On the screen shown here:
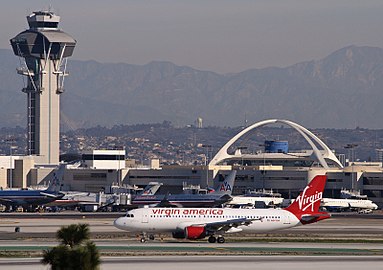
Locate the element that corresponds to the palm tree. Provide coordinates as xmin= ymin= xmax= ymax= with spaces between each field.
xmin=56 ymin=223 xmax=90 ymax=248
xmin=41 ymin=223 xmax=100 ymax=270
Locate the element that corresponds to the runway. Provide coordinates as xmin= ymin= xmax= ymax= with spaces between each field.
xmin=1 ymin=213 xmax=382 ymax=238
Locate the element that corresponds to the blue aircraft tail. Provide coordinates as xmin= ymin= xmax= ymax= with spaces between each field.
xmin=47 ymin=164 xmax=66 ymax=192
xmin=212 ymin=170 xmax=236 ymax=195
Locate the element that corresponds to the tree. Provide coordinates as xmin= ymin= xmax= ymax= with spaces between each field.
xmin=41 ymin=223 xmax=100 ymax=270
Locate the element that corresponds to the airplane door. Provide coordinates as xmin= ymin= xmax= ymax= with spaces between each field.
xmin=142 ymin=209 xmax=149 ymax=223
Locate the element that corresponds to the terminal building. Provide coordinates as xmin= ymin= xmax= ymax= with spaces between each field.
xmin=52 ymin=119 xmax=383 ymax=208
xmin=120 ymin=120 xmax=383 ymax=207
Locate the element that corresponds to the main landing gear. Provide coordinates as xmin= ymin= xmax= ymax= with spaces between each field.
xmin=208 ymin=235 xmax=225 ymax=243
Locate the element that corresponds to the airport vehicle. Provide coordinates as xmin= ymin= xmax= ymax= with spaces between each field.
xmin=0 ymin=166 xmax=65 ymax=211
xmin=130 ymin=171 xmax=237 ymax=207
xmin=321 ymin=197 xmax=378 ymax=212
xmin=114 ymin=175 xmax=330 ymax=243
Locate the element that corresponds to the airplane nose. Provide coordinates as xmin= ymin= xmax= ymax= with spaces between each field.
xmin=113 ymin=217 xmax=126 ymax=230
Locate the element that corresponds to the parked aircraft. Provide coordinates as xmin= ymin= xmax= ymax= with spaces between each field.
xmin=321 ymin=197 xmax=378 ymax=212
xmin=0 ymin=165 xmax=65 ymax=211
xmin=48 ymin=181 xmax=163 ymax=211
xmin=130 ymin=171 xmax=237 ymax=208
xmin=227 ymin=189 xmax=284 ymax=208
xmin=114 ymin=175 xmax=330 ymax=243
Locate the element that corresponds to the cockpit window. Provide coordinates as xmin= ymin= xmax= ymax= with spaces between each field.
xmin=125 ymin=213 xmax=134 ymax=218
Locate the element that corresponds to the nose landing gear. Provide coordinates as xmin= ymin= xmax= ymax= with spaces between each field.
xmin=139 ymin=233 xmax=155 ymax=242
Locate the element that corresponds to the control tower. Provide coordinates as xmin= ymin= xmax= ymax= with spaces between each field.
xmin=10 ymin=11 xmax=76 ymax=165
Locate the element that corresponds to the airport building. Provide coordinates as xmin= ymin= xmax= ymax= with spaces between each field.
xmin=48 ymin=119 xmax=382 ymax=208
xmin=118 ymin=120 xmax=383 ymax=207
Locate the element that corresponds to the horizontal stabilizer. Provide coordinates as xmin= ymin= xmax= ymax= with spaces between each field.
xmin=300 ymin=212 xmax=331 ymax=225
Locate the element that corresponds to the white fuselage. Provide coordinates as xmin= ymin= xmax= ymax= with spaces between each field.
xmin=321 ymin=198 xmax=378 ymax=210
xmin=114 ymin=207 xmax=301 ymax=234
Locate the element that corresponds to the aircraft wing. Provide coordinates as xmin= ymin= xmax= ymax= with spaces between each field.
xmin=322 ymin=204 xmax=350 ymax=212
xmin=40 ymin=191 xmax=64 ymax=199
xmin=0 ymin=198 xmax=14 ymax=203
xmin=202 ymin=217 xmax=263 ymax=234
xmin=155 ymin=199 xmax=183 ymax=208
xmin=153 ymin=192 xmax=184 ymax=208
xmin=0 ymin=197 xmax=26 ymax=205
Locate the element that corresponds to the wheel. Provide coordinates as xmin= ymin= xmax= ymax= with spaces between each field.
xmin=208 ymin=236 xmax=216 ymax=243
xmin=149 ymin=234 xmax=155 ymax=240
xmin=140 ymin=238 xmax=146 ymax=243
xmin=217 ymin=236 xmax=225 ymax=243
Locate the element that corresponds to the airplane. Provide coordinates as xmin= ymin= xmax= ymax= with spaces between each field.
xmin=114 ymin=174 xmax=330 ymax=243
xmin=130 ymin=170 xmax=237 ymax=208
xmin=0 ymin=165 xmax=65 ymax=211
xmin=48 ymin=181 xmax=164 ymax=210
xmin=321 ymin=197 xmax=378 ymax=212
xmin=227 ymin=189 xmax=284 ymax=208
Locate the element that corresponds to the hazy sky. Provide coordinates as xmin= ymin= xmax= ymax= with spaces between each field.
xmin=1 ymin=0 xmax=383 ymax=73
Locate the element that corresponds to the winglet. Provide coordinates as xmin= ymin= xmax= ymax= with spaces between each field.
xmin=285 ymin=175 xmax=330 ymax=223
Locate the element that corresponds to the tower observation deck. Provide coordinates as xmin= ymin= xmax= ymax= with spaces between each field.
xmin=10 ymin=11 xmax=76 ymax=165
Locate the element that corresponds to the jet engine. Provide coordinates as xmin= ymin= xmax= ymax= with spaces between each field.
xmin=172 ymin=225 xmax=206 ymax=240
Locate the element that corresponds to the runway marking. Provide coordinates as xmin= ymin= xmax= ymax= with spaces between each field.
xmin=0 ymin=221 xmax=19 ymax=224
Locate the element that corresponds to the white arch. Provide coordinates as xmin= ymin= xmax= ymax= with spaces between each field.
xmin=209 ymin=119 xmax=343 ymax=169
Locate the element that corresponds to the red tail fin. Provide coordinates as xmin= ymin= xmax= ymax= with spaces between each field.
xmin=285 ymin=175 xmax=327 ymax=221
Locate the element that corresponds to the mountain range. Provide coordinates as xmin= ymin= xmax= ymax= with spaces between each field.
xmin=1 ymin=45 xmax=383 ymax=130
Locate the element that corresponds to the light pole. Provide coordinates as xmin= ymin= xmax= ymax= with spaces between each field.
xmin=9 ymin=145 xmax=17 ymax=189
xmin=117 ymin=146 xmax=125 ymax=187
xmin=117 ymin=150 xmax=121 ymax=187
xmin=259 ymin=144 xmax=266 ymax=189
xmin=201 ymin=144 xmax=212 ymax=188
xmin=344 ymin=144 xmax=358 ymax=190
xmin=202 ymin=144 xmax=212 ymax=165
xmin=344 ymin=143 xmax=358 ymax=163
xmin=237 ymin=146 xmax=247 ymax=166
